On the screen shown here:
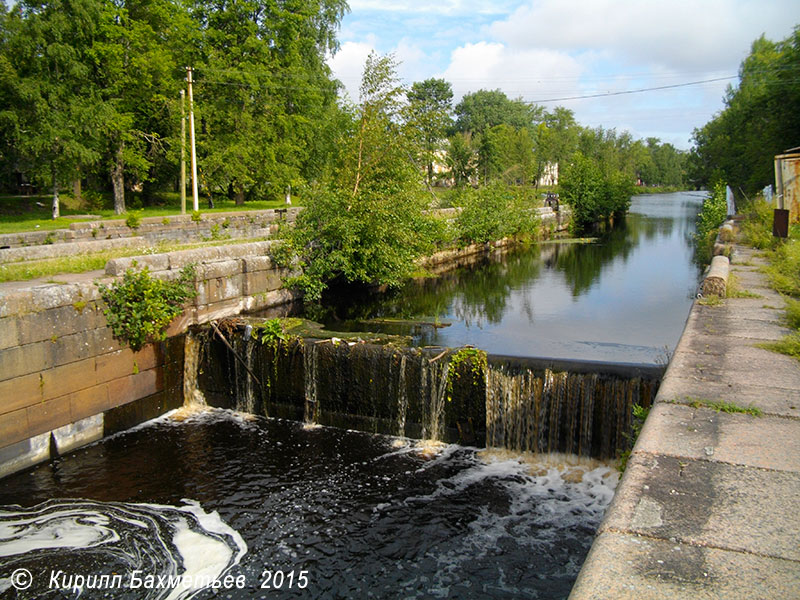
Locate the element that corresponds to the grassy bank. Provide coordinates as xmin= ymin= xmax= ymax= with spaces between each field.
xmin=740 ymin=198 xmax=800 ymax=360
xmin=0 ymin=193 xmax=302 ymax=235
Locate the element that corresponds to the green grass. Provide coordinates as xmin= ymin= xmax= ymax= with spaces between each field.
xmin=0 ymin=193 xmax=303 ymax=235
xmin=0 ymin=236 xmax=271 ymax=282
xmin=684 ymin=397 xmax=763 ymax=416
xmin=726 ymin=273 xmax=762 ymax=299
xmin=698 ymin=294 xmax=724 ymax=306
xmin=757 ymin=333 xmax=800 ymax=362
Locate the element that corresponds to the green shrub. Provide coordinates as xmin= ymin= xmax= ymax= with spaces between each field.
xmin=454 ymin=182 xmax=539 ymax=244
xmin=695 ymin=181 xmax=728 ymax=241
xmin=125 ymin=212 xmax=142 ymax=230
xmin=739 ymin=197 xmax=775 ymax=249
xmin=98 ymin=264 xmax=196 ymax=351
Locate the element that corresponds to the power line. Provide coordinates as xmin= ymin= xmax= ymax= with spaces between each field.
xmin=528 ymin=76 xmax=739 ymax=103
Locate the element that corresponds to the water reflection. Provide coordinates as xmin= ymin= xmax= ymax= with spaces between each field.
xmin=302 ymin=192 xmax=704 ymax=365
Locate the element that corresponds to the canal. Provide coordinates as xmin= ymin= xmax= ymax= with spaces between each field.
xmin=0 ymin=192 xmax=704 ymax=599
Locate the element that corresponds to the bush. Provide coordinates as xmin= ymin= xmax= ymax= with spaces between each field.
xmin=559 ymin=152 xmax=633 ymax=233
xmin=739 ymin=197 xmax=774 ymax=250
xmin=125 ymin=211 xmax=142 ymax=230
xmin=454 ymin=182 xmax=539 ymax=244
xmin=283 ymin=185 xmax=437 ymax=302
xmin=98 ymin=264 xmax=196 ymax=351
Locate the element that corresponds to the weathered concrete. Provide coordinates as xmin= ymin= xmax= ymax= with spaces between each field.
xmin=571 ymin=241 xmax=800 ymax=599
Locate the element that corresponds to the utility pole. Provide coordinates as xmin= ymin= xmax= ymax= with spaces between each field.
xmin=186 ymin=67 xmax=199 ymax=212
xmin=180 ymin=89 xmax=186 ymax=215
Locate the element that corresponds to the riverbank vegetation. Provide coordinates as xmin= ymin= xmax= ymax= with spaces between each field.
xmin=688 ymin=27 xmax=800 ymax=196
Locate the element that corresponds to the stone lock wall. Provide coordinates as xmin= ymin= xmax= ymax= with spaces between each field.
xmin=0 ymin=240 xmax=299 ymax=478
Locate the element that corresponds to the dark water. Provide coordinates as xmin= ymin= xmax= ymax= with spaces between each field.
xmin=0 ymin=410 xmax=617 ymax=599
xmin=309 ymin=192 xmax=704 ymax=364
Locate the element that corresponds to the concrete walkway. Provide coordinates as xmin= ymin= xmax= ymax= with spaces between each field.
xmin=571 ymin=243 xmax=800 ymax=599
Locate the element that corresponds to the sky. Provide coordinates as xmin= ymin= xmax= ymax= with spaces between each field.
xmin=327 ymin=0 xmax=800 ymax=150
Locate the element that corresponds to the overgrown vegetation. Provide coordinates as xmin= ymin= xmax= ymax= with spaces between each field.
xmin=446 ymin=347 xmax=488 ymax=403
xmin=617 ymin=404 xmax=650 ymax=472
xmin=559 ymin=151 xmax=633 ymax=233
xmin=454 ymin=183 xmax=539 ymax=244
xmin=685 ymin=397 xmax=763 ymax=416
xmin=97 ymin=264 xmax=196 ymax=351
xmin=688 ymin=28 xmax=800 ymax=195
xmin=693 ymin=181 xmax=728 ymax=262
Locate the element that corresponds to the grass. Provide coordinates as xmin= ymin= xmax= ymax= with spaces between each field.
xmin=757 ymin=334 xmax=800 ymax=362
xmin=698 ymin=294 xmax=724 ymax=306
xmin=684 ymin=397 xmax=763 ymax=416
xmin=737 ymin=199 xmax=800 ymax=362
xmin=0 ymin=236 xmax=271 ymax=282
xmin=726 ymin=273 xmax=762 ymax=299
xmin=0 ymin=193 xmax=302 ymax=235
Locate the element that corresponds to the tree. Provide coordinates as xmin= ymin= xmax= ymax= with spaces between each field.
xmin=446 ymin=132 xmax=476 ymax=187
xmin=454 ymin=89 xmax=541 ymax=137
xmin=406 ymin=77 xmax=453 ymax=185
xmin=0 ymin=0 xmax=104 ymax=217
xmin=284 ymin=52 xmax=435 ymax=301
xmin=191 ymin=0 xmax=347 ymax=205
xmin=689 ymin=28 xmax=800 ymax=194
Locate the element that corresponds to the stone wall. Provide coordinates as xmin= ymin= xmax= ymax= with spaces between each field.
xmin=0 ymin=240 xmax=299 ymax=477
xmin=0 ymin=207 xmax=300 ymax=251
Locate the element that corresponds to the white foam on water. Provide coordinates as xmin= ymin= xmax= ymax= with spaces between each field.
xmin=0 ymin=498 xmax=247 ymax=600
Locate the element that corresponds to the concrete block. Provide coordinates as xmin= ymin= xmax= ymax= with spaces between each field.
xmin=0 ymin=407 xmax=31 ymax=450
xmin=601 ymin=453 xmax=800 ymax=562
xmin=40 ymin=357 xmax=98 ymax=401
xmin=242 ymin=255 xmax=273 ymax=273
xmin=69 ymin=382 xmax=111 ymax=421
xmin=570 ymin=531 xmax=800 ymax=600
xmin=107 ymin=368 xmax=162 ymax=407
xmin=202 ymin=259 xmax=242 ymax=280
xmin=194 ymin=298 xmax=243 ymax=324
xmin=0 ymin=341 xmax=53 ymax=380
xmin=637 ymin=403 xmax=800 ymax=473
xmin=0 ymin=290 xmax=34 ymax=318
xmin=52 ymin=413 xmax=103 ymax=455
xmin=0 ymin=317 xmax=19 ymax=350
xmin=0 ymin=372 xmax=43 ymax=415
xmin=25 ymin=395 xmax=72 ymax=441
xmin=242 ymin=288 xmax=299 ymax=312
xmin=0 ymin=433 xmax=50 ymax=479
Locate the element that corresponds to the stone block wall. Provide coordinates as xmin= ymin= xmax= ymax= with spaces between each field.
xmin=0 ymin=240 xmax=299 ymax=478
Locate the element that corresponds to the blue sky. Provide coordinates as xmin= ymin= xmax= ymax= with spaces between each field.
xmin=328 ymin=0 xmax=800 ymax=149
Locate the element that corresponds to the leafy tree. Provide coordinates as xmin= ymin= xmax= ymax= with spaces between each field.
xmin=445 ymin=131 xmax=476 ymax=187
xmin=284 ymin=52 xmax=435 ymax=301
xmin=406 ymin=77 xmax=453 ymax=185
xmin=560 ymin=151 xmax=633 ymax=232
xmin=454 ymin=89 xmax=541 ymax=137
xmin=689 ymin=27 xmax=800 ymax=194
xmin=0 ymin=0 xmax=104 ymax=217
xmin=191 ymin=0 xmax=347 ymax=206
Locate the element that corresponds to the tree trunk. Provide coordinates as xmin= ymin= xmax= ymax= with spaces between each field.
xmin=112 ymin=145 xmax=125 ymax=214
xmin=234 ymin=182 xmax=245 ymax=206
xmin=51 ymin=163 xmax=60 ymax=219
xmin=72 ymin=177 xmax=82 ymax=205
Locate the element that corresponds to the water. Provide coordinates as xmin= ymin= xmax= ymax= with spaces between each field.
xmin=0 ymin=409 xmax=618 ymax=599
xmin=308 ymin=192 xmax=704 ymax=364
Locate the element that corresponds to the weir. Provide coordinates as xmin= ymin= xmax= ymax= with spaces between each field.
xmin=194 ymin=323 xmax=662 ymax=459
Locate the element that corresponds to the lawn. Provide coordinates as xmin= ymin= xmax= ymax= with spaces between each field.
xmin=0 ymin=192 xmax=304 ymax=235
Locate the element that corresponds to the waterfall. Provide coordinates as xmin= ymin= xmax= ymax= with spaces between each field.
xmin=183 ymin=332 xmax=207 ymax=407
xmin=303 ymin=342 xmax=319 ymax=424
xmin=485 ymin=365 xmax=655 ymax=458
xmin=196 ymin=324 xmax=660 ymax=459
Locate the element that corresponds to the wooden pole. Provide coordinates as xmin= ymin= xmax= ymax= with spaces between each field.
xmin=187 ymin=67 xmax=199 ymax=212
xmin=180 ymin=89 xmax=186 ymax=215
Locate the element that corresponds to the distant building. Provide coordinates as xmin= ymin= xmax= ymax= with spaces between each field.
xmin=538 ymin=162 xmax=558 ymax=187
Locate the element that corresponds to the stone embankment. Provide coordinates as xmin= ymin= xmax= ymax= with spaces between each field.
xmin=0 ymin=207 xmax=301 ymax=255
xmin=0 ymin=240 xmax=299 ymax=477
xmin=570 ymin=241 xmax=800 ymax=598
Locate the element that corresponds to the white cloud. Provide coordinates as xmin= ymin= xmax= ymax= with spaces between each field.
xmin=442 ymin=42 xmax=585 ymax=102
xmin=328 ymin=40 xmax=376 ymax=103
xmin=490 ymin=0 xmax=800 ymax=72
